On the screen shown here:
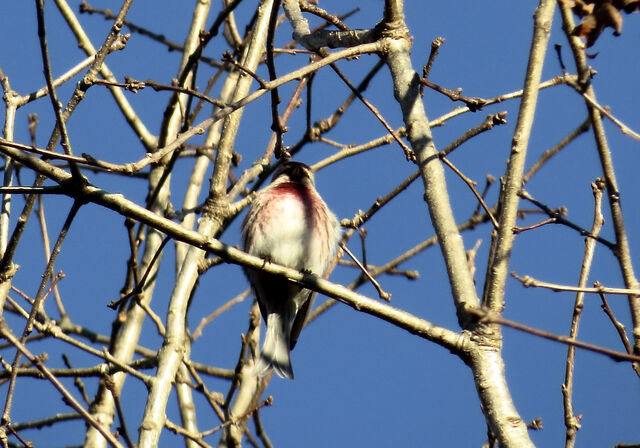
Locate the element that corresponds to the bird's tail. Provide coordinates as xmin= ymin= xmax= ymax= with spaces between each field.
xmin=255 ymin=312 xmax=294 ymax=379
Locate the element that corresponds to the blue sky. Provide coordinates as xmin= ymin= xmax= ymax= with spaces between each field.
xmin=1 ymin=1 xmax=639 ymax=446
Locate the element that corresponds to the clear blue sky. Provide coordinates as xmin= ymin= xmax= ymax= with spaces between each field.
xmin=1 ymin=1 xmax=639 ymax=446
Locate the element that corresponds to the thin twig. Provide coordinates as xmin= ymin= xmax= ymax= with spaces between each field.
xmin=440 ymin=156 xmax=499 ymax=229
xmin=427 ymin=75 xmax=574 ymax=128
xmin=192 ymin=289 xmax=251 ymax=339
xmin=2 ymin=200 xmax=81 ymax=427
xmin=221 ymin=52 xmax=268 ymax=88
xmin=253 ymin=409 xmax=274 ymax=448
xmin=104 ymin=375 xmax=135 ymax=448
xmin=18 ymin=55 xmax=95 ymax=106
xmin=419 ymin=77 xmax=487 ymax=111
xmin=91 ymin=77 xmax=227 ymax=108
xmin=468 ymin=307 xmax=640 ymax=363
xmin=79 ymin=0 xmax=225 ymax=68
xmin=473 ymin=175 xmax=495 ymax=217
xmin=518 ymin=189 xmax=616 ymax=250
xmin=523 ymin=117 xmax=591 ymax=184
xmin=202 ymin=397 xmax=273 ymax=437
xmin=11 ymin=413 xmax=81 ymax=431
xmin=340 ymin=243 xmax=391 ymax=301
xmin=35 ymin=0 xmax=83 ymax=181
xmin=0 ymin=320 xmax=124 ymax=447
xmin=328 ymin=61 xmax=416 ymax=162
xmin=62 ymin=354 xmax=91 ymax=405
xmin=439 ymin=112 xmax=508 ymax=158
xmin=558 ymin=0 xmax=640 ymax=357
xmin=512 ymin=217 xmax=557 ymax=234
xmin=266 ymin=0 xmax=288 ymax=159
xmin=164 ymin=419 xmax=213 ymax=448
xmin=299 ymin=2 xmax=351 ymax=31
xmin=512 ymin=272 xmax=640 ymax=296
xmin=338 ymin=260 xmax=419 ymax=279
xmin=596 ymin=283 xmax=640 ymax=377
xmin=565 ymin=78 xmax=640 ymax=141
xmin=109 ymin=235 xmax=171 ymax=309
xmin=422 ymin=37 xmax=445 ymax=84
xmin=36 ymin=197 xmax=68 ymax=321
xmin=562 ymin=179 xmax=604 ymax=447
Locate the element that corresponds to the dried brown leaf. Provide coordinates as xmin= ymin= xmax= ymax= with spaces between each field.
xmin=572 ymin=0 xmax=638 ymax=46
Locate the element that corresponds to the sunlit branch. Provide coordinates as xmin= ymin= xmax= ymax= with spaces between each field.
xmin=512 ymin=272 xmax=640 ymax=296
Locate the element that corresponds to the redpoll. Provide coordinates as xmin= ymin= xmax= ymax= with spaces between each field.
xmin=242 ymin=162 xmax=341 ymax=379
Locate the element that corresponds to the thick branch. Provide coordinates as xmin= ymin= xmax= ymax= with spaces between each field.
xmin=558 ymin=0 xmax=640 ymax=359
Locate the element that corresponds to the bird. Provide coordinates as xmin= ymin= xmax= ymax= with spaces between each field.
xmin=242 ymin=161 xmax=341 ymax=379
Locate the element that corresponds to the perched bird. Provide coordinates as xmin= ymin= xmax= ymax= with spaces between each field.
xmin=242 ymin=162 xmax=341 ymax=379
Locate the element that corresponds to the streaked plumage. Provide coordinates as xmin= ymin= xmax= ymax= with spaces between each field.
xmin=242 ymin=162 xmax=340 ymax=379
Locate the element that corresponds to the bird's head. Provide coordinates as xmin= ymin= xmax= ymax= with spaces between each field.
xmin=271 ymin=161 xmax=315 ymax=188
